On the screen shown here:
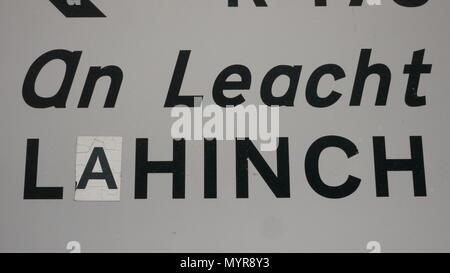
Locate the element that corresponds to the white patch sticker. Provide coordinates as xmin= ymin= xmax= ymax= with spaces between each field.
xmin=75 ymin=136 xmax=122 ymax=201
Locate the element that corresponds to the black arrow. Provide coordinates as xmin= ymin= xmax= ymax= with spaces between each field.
xmin=228 ymin=0 xmax=268 ymax=7
xmin=49 ymin=0 xmax=106 ymax=18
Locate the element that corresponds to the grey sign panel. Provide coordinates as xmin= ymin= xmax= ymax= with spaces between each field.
xmin=0 ymin=0 xmax=449 ymax=252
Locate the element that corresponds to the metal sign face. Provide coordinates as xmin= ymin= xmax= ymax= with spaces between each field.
xmin=0 ymin=0 xmax=449 ymax=253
